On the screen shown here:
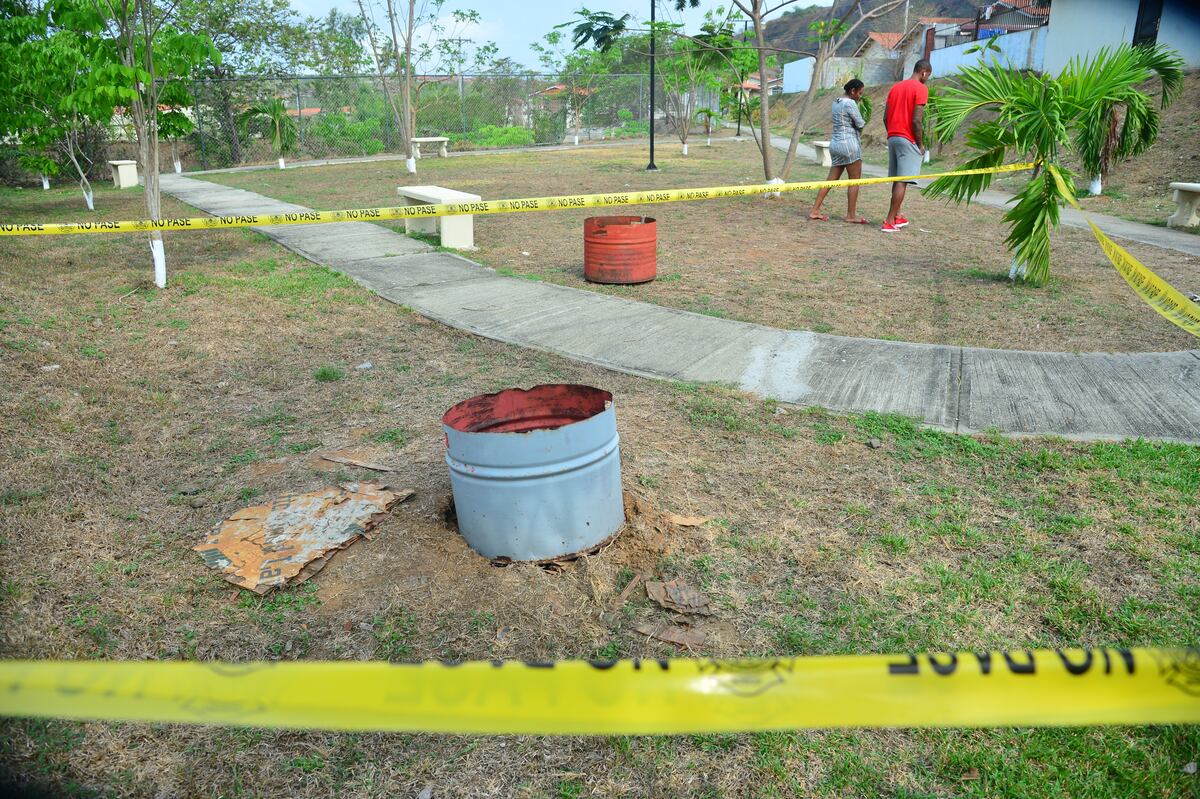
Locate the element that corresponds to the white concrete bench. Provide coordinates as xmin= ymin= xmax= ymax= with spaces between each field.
xmin=108 ymin=160 xmax=138 ymax=189
xmin=397 ymin=185 xmax=481 ymax=249
xmin=1167 ymin=182 xmax=1200 ymax=229
xmin=411 ymin=137 xmax=450 ymax=159
xmin=810 ymin=140 xmax=832 ymax=168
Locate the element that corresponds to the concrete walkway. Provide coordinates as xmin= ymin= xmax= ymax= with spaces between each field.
xmin=772 ymin=132 xmax=1200 ymax=257
xmin=186 ymin=135 xmax=738 ymax=177
xmin=160 ymin=173 xmax=1200 ymax=444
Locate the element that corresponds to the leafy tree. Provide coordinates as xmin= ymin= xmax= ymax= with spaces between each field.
xmin=303 ymin=9 xmax=369 ymax=76
xmin=89 ymin=0 xmax=218 ymax=287
xmin=1063 ymin=44 xmax=1184 ymax=196
xmin=533 ymin=29 xmax=620 ymax=145
xmin=0 ymin=1 xmax=115 ymax=207
xmin=176 ymin=0 xmax=305 ymax=75
xmin=925 ymin=43 xmax=1184 ymax=287
xmin=176 ymin=0 xmax=308 ymax=165
xmin=240 ymin=98 xmax=298 ymax=169
xmin=356 ymin=0 xmax=497 ymax=173
xmin=657 ymin=25 xmax=722 ymax=154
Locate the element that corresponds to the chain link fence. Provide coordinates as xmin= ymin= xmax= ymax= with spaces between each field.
xmin=180 ymin=73 xmax=720 ymax=171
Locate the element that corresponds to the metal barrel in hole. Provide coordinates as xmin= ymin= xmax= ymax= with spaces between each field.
xmin=441 ymin=384 xmax=624 ymax=562
xmin=583 ymin=216 xmax=657 ymax=284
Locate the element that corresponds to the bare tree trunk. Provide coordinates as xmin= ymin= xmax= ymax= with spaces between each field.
xmin=357 ymin=0 xmax=407 ymax=161
xmin=383 ymin=0 xmax=417 ymax=172
xmin=779 ymin=44 xmax=831 ymax=178
xmin=750 ymin=5 xmax=775 ymax=182
xmin=61 ymin=127 xmax=94 ymax=210
xmin=217 ymin=82 xmax=243 ymax=165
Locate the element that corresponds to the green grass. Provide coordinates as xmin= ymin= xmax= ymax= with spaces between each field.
xmin=287 ymin=755 xmax=326 ymax=773
xmin=373 ymin=609 xmax=418 ymax=661
xmin=176 ymin=260 xmax=366 ymax=306
xmin=313 ymin=365 xmax=345 ymax=383
xmin=369 ymin=427 xmax=409 ymax=446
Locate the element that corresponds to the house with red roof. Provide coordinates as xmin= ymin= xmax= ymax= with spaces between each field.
xmin=853 ymin=31 xmax=904 ymax=59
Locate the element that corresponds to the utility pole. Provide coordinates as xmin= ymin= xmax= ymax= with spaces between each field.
xmin=446 ymin=36 xmax=469 ymax=134
xmin=647 ymin=0 xmax=658 ymax=170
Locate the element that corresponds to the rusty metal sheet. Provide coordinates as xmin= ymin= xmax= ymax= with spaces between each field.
xmin=194 ymin=482 xmax=411 ymax=594
xmin=645 ymin=579 xmax=713 ymax=616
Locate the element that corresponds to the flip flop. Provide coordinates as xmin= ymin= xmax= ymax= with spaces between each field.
xmin=844 ymin=217 xmax=870 ymax=224
xmin=808 ymin=213 xmax=829 ymax=221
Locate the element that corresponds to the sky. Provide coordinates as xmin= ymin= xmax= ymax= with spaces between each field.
xmin=288 ymin=0 xmax=832 ymax=72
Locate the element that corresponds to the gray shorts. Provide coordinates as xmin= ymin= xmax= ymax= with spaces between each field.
xmin=887 ymin=136 xmax=922 ymax=184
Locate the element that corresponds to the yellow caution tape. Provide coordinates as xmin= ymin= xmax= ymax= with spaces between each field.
xmin=2 ymin=648 xmax=1197 ymax=733
xmin=1048 ymin=165 xmax=1200 ymax=338
xmin=0 ymin=163 xmax=1036 ymax=237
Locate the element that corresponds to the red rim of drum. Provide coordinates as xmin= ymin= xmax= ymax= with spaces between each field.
xmin=442 ymin=384 xmax=613 ymax=434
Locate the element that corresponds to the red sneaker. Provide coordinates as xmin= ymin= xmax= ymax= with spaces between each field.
xmin=894 ymin=215 xmax=909 ymax=228
xmin=880 ymin=221 xmax=902 ymax=233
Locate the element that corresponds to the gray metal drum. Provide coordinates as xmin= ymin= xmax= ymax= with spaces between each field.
xmin=442 ymin=384 xmax=624 ymax=562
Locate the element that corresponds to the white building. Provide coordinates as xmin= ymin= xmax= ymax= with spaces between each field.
xmin=1042 ymin=0 xmax=1200 ymax=73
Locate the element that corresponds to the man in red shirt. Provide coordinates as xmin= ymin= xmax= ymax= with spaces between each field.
xmin=880 ymin=59 xmax=932 ymax=232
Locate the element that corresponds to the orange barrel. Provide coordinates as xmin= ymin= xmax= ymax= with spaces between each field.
xmin=583 ymin=216 xmax=657 ymax=284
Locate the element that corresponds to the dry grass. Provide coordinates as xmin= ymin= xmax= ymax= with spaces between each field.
xmin=203 ymin=140 xmax=1198 ymax=353
xmin=1 ymin=181 xmax=1198 ymax=798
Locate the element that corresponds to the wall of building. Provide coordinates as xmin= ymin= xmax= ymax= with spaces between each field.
xmin=1043 ymin=0 xmax=1200 ymax=74
xmin=782 ymin=56 xmax=899 ymax=93
xmin=929 ymin=26 xmax=1047 ymax=76
xmin=1159 ymin=0 xmax=1200 ymax=68
xmin=782 ymin=58 xmax=814 ymax=93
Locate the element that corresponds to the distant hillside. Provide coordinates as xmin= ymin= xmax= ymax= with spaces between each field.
xmin=765 ymin=1 xmax=980 ymax=62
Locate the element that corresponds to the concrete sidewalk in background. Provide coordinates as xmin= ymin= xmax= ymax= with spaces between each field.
xmin=160 ymin=173 xmax=1200 ymax=444
xmin=183 ymin=134 xmax=741 ymax=177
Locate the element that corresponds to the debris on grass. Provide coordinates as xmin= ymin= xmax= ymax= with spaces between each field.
xmin=611 ymin=573 xmax=644 ymax=611
xmin=634 ymin=621 xmax=705 ymax=649
xmin=645 ymin=578 xmax=713 ymax=616
xmin=320 ymin=453 xmax=392 ymax=472
xmin=307 ymin=448 xmax=387 ymax=472
xmin=194 ymin=482 xmax=412 ymax=594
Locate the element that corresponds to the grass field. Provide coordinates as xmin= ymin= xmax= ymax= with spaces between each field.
xmin=201 ymin=141 xmax=1198 ymax=353
xmin=1 ymin=174 xmax=1198 ymax=798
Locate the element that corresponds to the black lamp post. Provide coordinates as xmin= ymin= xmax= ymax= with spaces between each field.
xmin=646 ymin=0 xmax=658 ymax=171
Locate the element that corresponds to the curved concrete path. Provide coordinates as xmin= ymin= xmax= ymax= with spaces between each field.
xmin=160 ymin=173 xmax=1200 ymax=444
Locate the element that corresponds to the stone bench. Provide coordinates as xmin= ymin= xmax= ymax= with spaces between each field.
xmin=810 ymin=140 xmax=832 ymax=168
xmin=397 ymin=185 xmax=481 ymax=249
xmin=108 ymin=160 xmax=138 ymax=189
xmin=1167 ymin=182 xmax=1200 ymax=229
xmin=411 ymin=137 xmax=450 ymax=159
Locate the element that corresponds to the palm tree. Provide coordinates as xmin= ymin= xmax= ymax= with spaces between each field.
xmin=925 ymin=43 xmax=1183 ymax=287
xmin=1063 ymin=45 xmax=1184 ymax=196
xmin=239 ymin=98 xmax=299 ymax=170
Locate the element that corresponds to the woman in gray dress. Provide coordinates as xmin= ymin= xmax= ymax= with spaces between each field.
xmin=808 ymin=79 xmax=869 ymax=224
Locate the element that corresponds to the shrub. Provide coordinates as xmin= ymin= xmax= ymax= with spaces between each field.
xmin=450 ymin=125 xmax=534 ymax=149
